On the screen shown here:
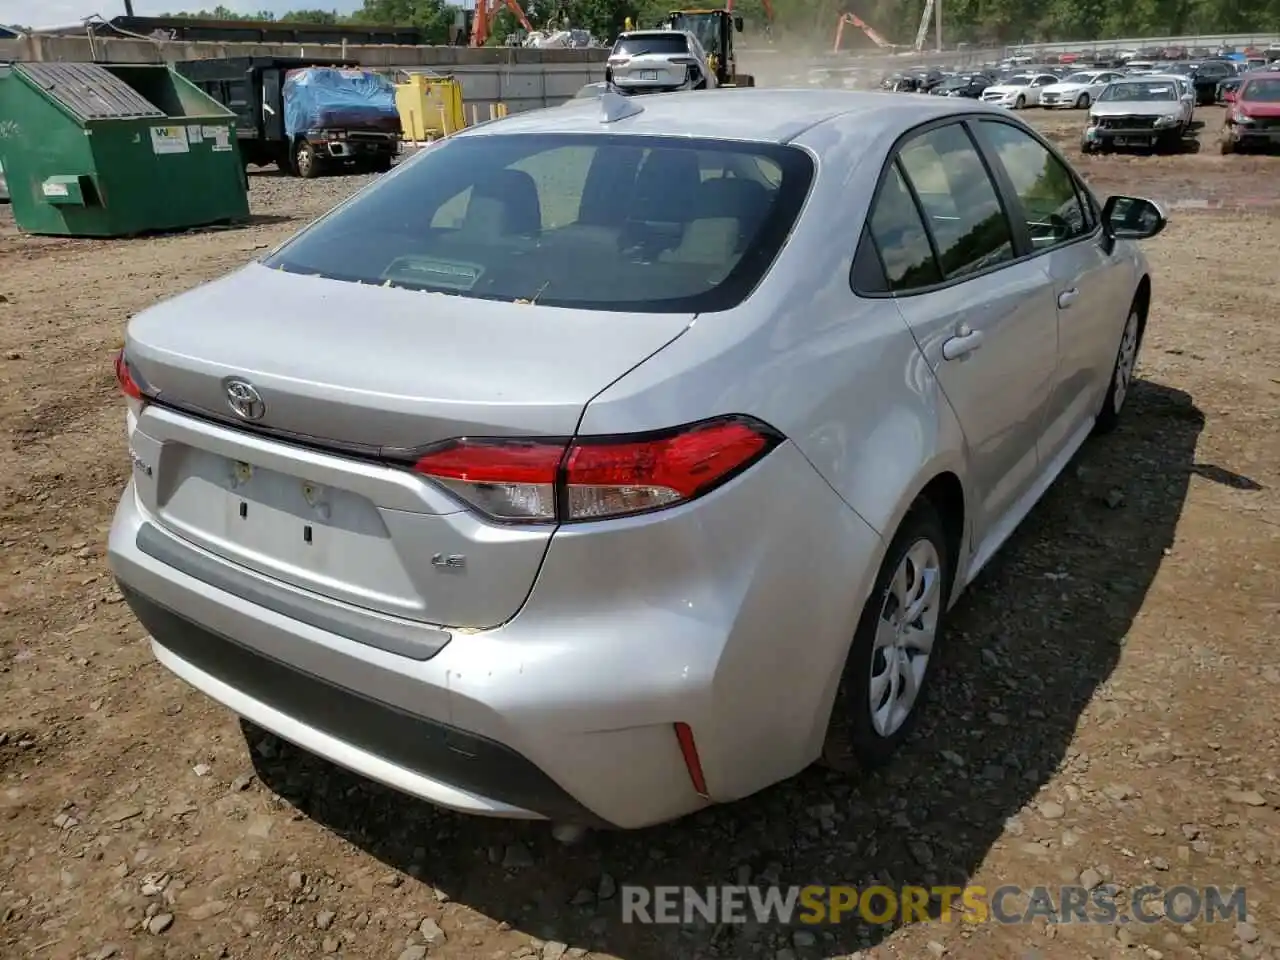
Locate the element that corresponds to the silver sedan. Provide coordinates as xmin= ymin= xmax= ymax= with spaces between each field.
xmin=108 ymin=89 xmax=1165 ymax=831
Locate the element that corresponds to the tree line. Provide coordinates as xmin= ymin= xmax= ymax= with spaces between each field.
xmin=161 ymin=0 xmax=1280 ymax=48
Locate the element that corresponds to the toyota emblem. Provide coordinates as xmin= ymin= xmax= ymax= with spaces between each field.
xmin=224 ymin=378 xmax=266 ymax=421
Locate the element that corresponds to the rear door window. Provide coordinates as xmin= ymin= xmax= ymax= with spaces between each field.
xmin=865 ymin=162 xmax=941 ymax=292
xmin=896 ymin=123 xmax=1015 ymax=279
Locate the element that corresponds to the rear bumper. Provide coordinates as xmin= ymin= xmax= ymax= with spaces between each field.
xmin=121 ymin=585 xmax=602 ymax=824
xmin=315 ymin=139 xmax=397 ymax=160
xmin=109 ymin=440 xmax=883 ymax=829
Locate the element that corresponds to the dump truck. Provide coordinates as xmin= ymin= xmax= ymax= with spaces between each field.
xmin=175 ymin=57 xmax=401 ymax=177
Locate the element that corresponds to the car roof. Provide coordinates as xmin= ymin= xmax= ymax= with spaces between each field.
xmin=618 ymin=29 xmax=688 ymax=38
xmin=1242 ymin=70 xmax=1280 ymax=80
xmin=458 ymin=89 xmax=1012 ymax=146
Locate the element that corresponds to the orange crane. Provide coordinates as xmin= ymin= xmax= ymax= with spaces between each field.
xmin=470 ymin=0 xmax=535 ymax=46
xmin=833 ymin=12 xmax=894 ymax=53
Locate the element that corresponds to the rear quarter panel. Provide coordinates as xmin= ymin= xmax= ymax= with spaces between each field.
xmin=579 ymin=112 xmax=970 ymax=549
xmin=572 ymin=110 xmax=972 ymax=786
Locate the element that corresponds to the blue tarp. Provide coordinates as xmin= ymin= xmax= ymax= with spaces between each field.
xmin=283 ymin=67 xmax=400 ymax=137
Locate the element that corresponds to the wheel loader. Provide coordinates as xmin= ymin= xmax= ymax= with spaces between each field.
xmin=662 ymin=9 xmax=756 ymax=87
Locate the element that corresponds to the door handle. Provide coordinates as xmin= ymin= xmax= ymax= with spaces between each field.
xmin=1058 ymin=287 xmax=1079 ymax=308
xmin=942 ymin=328 xmax=984 ymax=361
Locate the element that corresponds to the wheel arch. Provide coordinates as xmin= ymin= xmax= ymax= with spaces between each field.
xmin=1133 ymin=273 xmax=1152 ymax=345
xmin=808 ymin=467 xmax=969 ymax=766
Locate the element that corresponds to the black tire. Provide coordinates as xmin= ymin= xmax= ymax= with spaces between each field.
xmin=1219 ymin=129 xmax=1236 ymax=154
xmin=293 ymin=140 xmax=322 ymax=179
xmin=1015 ymin=94 xmax=1026 ymax=109
xmin=822 ymin=500 xmax=953 ymax=773
xmin=1095 ymin=302 xmax=1142 ymax=434
xmin=1076 ymin=92 xmax=1091 ymax=109
xmin=367 ymin=154 xmax=394 ymax=173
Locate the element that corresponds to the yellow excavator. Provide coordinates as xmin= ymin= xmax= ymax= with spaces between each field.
xmin=662 ymin=3 xmax=769 ymax=87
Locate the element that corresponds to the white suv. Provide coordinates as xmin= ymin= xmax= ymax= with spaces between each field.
xmin=606 ymin=30 xmax=716 ymax=94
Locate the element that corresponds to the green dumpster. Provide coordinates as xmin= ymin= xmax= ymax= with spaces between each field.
xmin=0 ymin=61 xmax=249 ymax=237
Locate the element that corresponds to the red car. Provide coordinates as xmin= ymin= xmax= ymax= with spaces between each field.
xmin=1221 ymin=72 xmax=1280 ymax=153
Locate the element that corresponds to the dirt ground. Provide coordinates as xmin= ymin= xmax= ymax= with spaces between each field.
xmin=1 ymin=104 xmax=1278 ymax=960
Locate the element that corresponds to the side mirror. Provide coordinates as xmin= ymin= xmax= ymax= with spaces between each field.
xmin=734 ymin=15 xmax=743 ymax=31
xmin=1102 ymin=195 xmax=1168 ymax=241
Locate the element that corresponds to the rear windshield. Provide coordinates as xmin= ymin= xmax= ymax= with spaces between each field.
xmin=264 ymin=133 xmax=814 ymax=313
xmin=1243 ymin=78 xmax=1280 ymax=101
xmin=613 ymin=34 xmax=690 ymax=57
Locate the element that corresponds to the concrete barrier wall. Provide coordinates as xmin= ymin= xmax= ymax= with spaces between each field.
xmin=0 ymin=35 xmax=609 ymax=112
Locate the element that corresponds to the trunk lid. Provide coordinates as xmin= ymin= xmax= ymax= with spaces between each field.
xmin=125 ymin=263 xmax=693 ymax=629
xmin=610 ymin=54 xmax=694 ymax=89
xmin=127 ymin=262 xmax=693 ymax=450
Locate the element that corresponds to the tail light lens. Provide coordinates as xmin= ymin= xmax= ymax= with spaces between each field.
xmin=411 ymin=416 xmax=781 ymax=524
xmin=115 ymin=349 xmax=143 ymax=401
xmin=115 ymin=348 xmax=152 ymax=418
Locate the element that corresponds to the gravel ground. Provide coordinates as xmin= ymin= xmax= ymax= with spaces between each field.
xmin=0 ymin=106 xmax=1278 ymax=960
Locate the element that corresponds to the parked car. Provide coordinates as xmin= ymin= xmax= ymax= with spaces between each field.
xmin=1040 ymin=70 xmax=1126 ymax=109
xmin=1218 ymin=75 xmax=1243 ymax=103
xmin=0 ymin=160 xmax=7 ymax=204
xmin=605 ymin=30 xmax=716 ymax=94
xmin=980 ymin=72 xmax=1060 ymax=108
xmin=883 ymin=72 xmax=919 ymax=92
xmin=108 ymin=89 xmax=1166 ymax=831
xmin=1220 ymin=72 xmax=1280 ymax=153
xmin=1083 ymin=76 xmax=1194 ymax=153
xmin=910 ymin=68 xmax=946 ymax=92
xmin=1188 ymin=58 xmax=1236 ymax=105
xmin=929 ymin=74 xmax=991 ymax=98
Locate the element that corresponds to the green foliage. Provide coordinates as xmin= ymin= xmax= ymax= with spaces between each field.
xmin=279 ymin=9 xmax=341 ymax=22
xmin=160 ymin=0 xmax=1280 ymax=44
xmin=350 ymin=0 xmax=456 ymax=41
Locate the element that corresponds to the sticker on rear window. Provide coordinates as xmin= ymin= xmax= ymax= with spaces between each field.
xmin=382 ymin=257 xmax=483 ymax=291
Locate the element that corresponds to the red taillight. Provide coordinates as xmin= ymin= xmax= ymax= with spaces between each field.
xmin=673 ymin=722 xmax=709 ymax=798
xmin=413 ymin=439 xmax=563 ymax=522
xmin=115 ymin=348 xmax=145 ymax=402
xmin=410 ymin=416 xmax=779 ymax=524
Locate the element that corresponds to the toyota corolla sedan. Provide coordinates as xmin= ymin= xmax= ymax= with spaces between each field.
xmin=109 ymin=90 xmax=1166 ymax=831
